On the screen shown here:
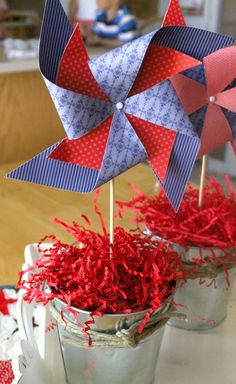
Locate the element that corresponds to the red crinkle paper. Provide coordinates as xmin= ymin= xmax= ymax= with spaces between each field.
xmin=18 ymin=196 xmax=184 ymax=338
xmin=117 ymin=177 xmax=236 ymax=249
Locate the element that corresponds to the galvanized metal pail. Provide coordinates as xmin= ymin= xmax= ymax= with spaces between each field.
xmin=169 ymin=244 xmax=236 ymax=330
xmin=145 ymin=229 xmax=236 ymax=330
xmin=53 ymin=299 xmax=170 ymax=384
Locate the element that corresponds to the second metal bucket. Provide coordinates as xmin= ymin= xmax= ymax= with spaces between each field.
xmin=52 ymin=299 xmax=170 ymax=384
xmin=168 ymin=244 xmax=236 ymax=330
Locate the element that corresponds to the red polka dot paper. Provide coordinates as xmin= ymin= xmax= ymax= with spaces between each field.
xmin=0 ymin=361 xmax=14 ymax=384
xmin=162 ymin=0 xmax=186 ymax=27
xmin=57 ymin=26 xmax=109 ymax=101
xmin=127 ymin=114 xmax=176 ymax=183
xmin=49 ymin=115 xmax=113 ymax=169
xmin=129 ymin=45 xmax=201 ymax=97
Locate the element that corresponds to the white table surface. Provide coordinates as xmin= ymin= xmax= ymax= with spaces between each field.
xmin=156 ymin=286 xmax=236 ymax=384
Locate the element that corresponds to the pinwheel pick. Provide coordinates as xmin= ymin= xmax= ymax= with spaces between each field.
xmin=171 ymin=46 xmax=236 ymax=156
xmin=7 ymin=0 xmax=236 ymax=210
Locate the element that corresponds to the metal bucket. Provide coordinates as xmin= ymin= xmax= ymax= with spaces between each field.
xmin=168 ymin=244 xmax=236 ymax=330
xmin=53 ymin=299 xmax=169 ymax=384
xmin=144 ymin=230 xmax=236 ymax=330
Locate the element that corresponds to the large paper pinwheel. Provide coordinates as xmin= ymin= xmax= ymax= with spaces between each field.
xmin=7 ymin=0 xmax=236 ymax=210
xmin=171 ymin=46 xmax=236 ymax=156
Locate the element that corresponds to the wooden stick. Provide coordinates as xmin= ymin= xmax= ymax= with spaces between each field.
xmin=198 ymin=155 xmax=207 ymax=209
xmin=109 ymin=179 xmax=115 ymax=255
xmin=154 ymin=181 xmax=161 ymax=196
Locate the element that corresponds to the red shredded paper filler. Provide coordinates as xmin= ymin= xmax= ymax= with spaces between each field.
xmin=117 ymin=177 xmax=236 ymax=249
xmin=18 ymin=192 xmax=184 ymax=340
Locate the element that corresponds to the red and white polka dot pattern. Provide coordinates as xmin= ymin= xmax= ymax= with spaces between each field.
xmin=57 ymin=26 xmax=108 ymax=101
xmin=127 ymin=114 xmax=176 ymax=182
xmin=162 ymin=0 xmax=186 ymax=27
xmin=0 ymin=361 xmax=14 ymax=384
xmin=129 ymin=45 xmax=201 ymax=97
xmin=49 ymin=115 xmax=113 ymax=169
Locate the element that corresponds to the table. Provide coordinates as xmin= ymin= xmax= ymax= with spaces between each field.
xmin=156 ymin=286 xmax=236 ymax=384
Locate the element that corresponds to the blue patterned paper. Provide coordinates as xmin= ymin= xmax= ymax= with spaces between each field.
xmin=189 ymin=106 xmax=208 ymax=137
xmin=182 ymin=65 xmax=206 ymax=84
xmin=124 ymin=80 xmax=197 ymax=137
xmin=46 ymin=79 xmax=112 ymax=140
xmin=97 ymin=112 xmax=147 ymax=185
xmin=89 ymin=31 xmax=155 ymax=103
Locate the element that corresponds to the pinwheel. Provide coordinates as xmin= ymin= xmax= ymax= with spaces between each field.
xmin=7 ymin=0 xmax=236 ymax=210
xmin=171 ymin=46 xmax=236 ymax=156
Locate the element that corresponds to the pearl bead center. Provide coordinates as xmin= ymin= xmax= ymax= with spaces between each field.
xmin=209 ymin=96 xmax=216 ymax=103
xmin=116 ymin=102 xmax=124 ymax=110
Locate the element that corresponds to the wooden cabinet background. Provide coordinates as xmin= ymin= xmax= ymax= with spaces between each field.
xmin=126 ymin=0 xmax=158 ymax=19
xmin=8 ymin=0 xmax=45 ymax=17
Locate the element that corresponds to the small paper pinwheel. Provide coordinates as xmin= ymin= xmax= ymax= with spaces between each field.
xmin=7 ymin=0 xmax=236 ymax=210
xmin=171 ymin=46 xmax=236 ymax=156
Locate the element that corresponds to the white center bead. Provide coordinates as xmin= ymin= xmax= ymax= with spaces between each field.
xmin=116 ymin=102 xmax=124 ymax=110
xmin=209 ymin=96 xmax=216 ymax=103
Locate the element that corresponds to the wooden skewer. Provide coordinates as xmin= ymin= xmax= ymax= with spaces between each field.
xmin=198 ymin=155 xmax=207 ymax=209
xmin=109 ymin=179 xmax=115 ymax=257
xmin=154 ymin=181 xmax=161 ymax=196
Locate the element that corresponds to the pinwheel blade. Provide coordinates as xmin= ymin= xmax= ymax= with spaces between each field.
xmin=151 ymin=27 xmax=235 ymax=61
xmin=49 ymin=115 xmax=113 ymax=169
xmin=126 ymin=114 xmax=176 ymax=183
xmin=204 ymin=46 xmax=236 ymax=96
xmin=171 ymin=73 xmax=207 ymax=115
xmin=162 ymin=0 xmax=186 ymax=27
xmin=97 ymin=112 xmax=148 ymax=185
xmin=199 ymin=104 xmax=234 ymax=157
xmin=6 ymin=144 xmax=100 ymax=193
xmin=89 ymin=31 xmax=156 ymax=103
xmin=157 ymin=133 xmax=200 ymax=211
xmin=57 ymin=26 xmax=109 ymax=101
xmin=216 ymin=88 xmax=236 ymax=114
xmin=39 ymin=0 xmax=73 ymax=83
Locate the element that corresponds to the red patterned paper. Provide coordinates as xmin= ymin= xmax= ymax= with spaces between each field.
xmin=129 ymin=45 xmax=201 ymax=97
xmin=162 ymin=0 xmax=186 ymax=27
xmin=49 ymin=115 xmax=113 ymax=169
xmin=126 ymin=114 xmax=176 ymax=182
xmin=57 ymin=27 xmax=109 ymax=101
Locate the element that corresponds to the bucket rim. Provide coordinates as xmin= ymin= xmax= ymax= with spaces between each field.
xmin=54 ymin=297 xmax=169 ymax=319
xmin=144 ymin=228 xmax=231 ymax=253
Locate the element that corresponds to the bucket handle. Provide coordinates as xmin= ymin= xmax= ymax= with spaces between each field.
xmin=13 ymin=244 xmax=66 ymax=384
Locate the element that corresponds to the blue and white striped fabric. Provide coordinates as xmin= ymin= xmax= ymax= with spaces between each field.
xmin=92 ymin=6 xmax=139 ymax=42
